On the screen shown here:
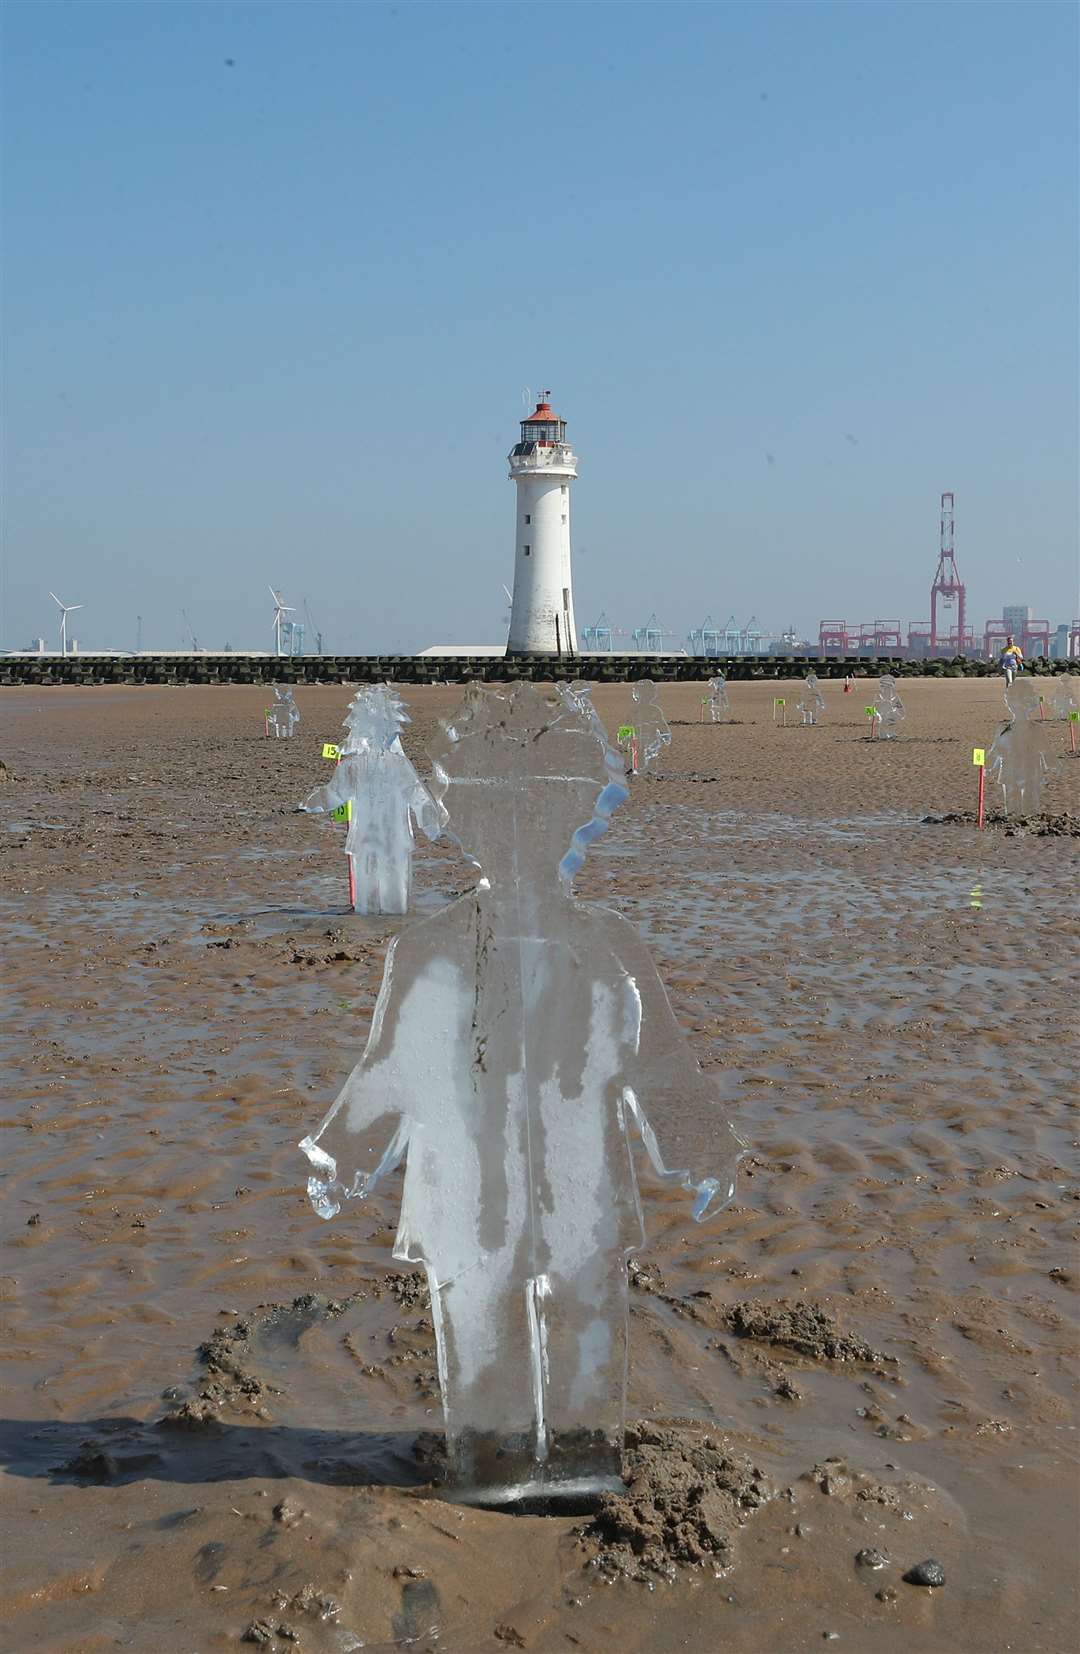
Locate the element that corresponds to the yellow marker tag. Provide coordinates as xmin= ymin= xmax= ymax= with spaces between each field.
xmin=331 ymin=800 xmax=352 ymax=823
xmin=865 ymin=706 xmax=876 ymax=717
xmin=1069 ymin=711 xmax=1080 ymax=723
xmin=774 ymin=697 xmax=786 ymax=708
xmin=972 ymin=747 xmax=985 ymax=766
xmin=617 ymin=725 xmax=635 ymax=742
xmin=322 ymin=743 xmax=340 ymax=760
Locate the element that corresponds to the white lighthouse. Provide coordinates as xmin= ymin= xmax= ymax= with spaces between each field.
xmin=506 ymin=392 xmax=578 ymax=656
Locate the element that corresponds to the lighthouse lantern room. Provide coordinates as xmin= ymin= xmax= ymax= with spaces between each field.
xmin=506 ymin=392 xmax=579 ymax=656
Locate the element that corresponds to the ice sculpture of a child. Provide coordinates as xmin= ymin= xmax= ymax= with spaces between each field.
xmin=987 ymin=679 xmax=1056 ymax=815
xmin=707 ymin=675 xmax=732 ymax=723
xmin=625 ymin=679 xmax=671 ymax=771
xmin=300 ymin=682 xmax=743 ymax=1507
xmin=797 ymin=673 xmax=825 ymax=726
xmin=266 ymin=686 xmax=300 ymax=738
xmin=873 ymin=674 xmax=905 ymax=739
xmin=301 ymin=685 xmax=443 ymax=916
xmin=1052 ymin=674 xmax=1080 ymax=720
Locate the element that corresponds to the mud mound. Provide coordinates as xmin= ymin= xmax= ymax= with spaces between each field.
xmin=923 ymin=809 xmax=1080 ymax=837
xmin=161 ymin=1292 xmax=362 ymax=1427
xmin=723 ymin=1298 xmax=891 ymax=1365
xmin=578 ymin=1422 xmax=773 ymax=1583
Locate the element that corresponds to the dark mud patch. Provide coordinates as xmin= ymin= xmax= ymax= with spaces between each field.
xmin=723 ymin=1298 xmax=893 ymax=1366
xmin=161 ymin=1292 xmax=364 ymax=1428
xmin=577 ymin=1421 xmax=773 ymax=1583
xmin=923 ymin=809 xmax=1080 ymax=837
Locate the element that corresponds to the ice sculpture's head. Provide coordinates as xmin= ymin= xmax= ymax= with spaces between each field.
xmin=1004 ymin=678 xmax=1040 ymax=722
xmin=631 ymin=678 xmax=664 ymax=712
xmin=341 ymin=684 xmax=410 ymax=753
xmin=429 ymin=682 xmax=629 ymax=889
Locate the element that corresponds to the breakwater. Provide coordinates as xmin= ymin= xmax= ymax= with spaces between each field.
xmin=2 ymin=653 xmax=1068 ymax=688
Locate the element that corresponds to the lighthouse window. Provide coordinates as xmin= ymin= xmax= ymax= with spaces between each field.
xmin=523 ymin=545 xmax=531 ymax=556
xmin=524 ymin=514 xmax=531 ymax=523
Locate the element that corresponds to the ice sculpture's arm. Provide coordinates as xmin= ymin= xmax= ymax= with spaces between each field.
xmin=409 ymin=775 xmax=446 ymax=842
xmin=616 ymin=928 xmax=745 ymax=1222
xmin=299 ymin=936 xmax=411 ymax=1219
xmin=301 ymin=775 xmax=347 ymax=815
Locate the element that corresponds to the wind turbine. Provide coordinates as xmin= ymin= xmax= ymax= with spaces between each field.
xmin=49 ymin=591 xmax=83 ymax=656
xmin=269 ymin=586 xmax=295 ymax=657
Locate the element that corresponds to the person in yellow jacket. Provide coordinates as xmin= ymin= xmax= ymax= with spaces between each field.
xmin=999 ymin=636 xmax=1024 ymax=686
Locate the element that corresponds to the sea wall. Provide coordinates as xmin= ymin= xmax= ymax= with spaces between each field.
xmin=0 ymin=652 xmax=1070 ymax=688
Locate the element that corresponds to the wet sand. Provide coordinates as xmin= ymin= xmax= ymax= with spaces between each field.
xmin=1 ymin=678 xmax=1077 ymax=1653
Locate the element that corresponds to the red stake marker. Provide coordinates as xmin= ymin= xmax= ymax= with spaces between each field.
xmin=973 ymin=746 xmax=986 ymax=830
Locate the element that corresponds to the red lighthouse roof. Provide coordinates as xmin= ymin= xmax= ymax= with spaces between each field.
xmin=523 ymin=391 xmax=560 ymax=423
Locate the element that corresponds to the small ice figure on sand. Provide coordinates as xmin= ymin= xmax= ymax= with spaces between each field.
xmin=301 ymin=686 xmax=443 ymax=915
xmin=1052 ymin=674 xmax=1080 ymax=720
xmin=266 ymin=686 xmax=300 ymax=738
xmin=797 ymin=673 xmax=825 ymax=726
xmin=987 ymin=679 xmax=1057 ymax=815
xmin=873 ymin=674 xmax=905 ymax=739
xmin=299 ymin=682 xmax=743 ymax=1507
xmin=623 ymin=680 xmax=671 ymax=773
xmin=707 ymin=675 xmax=732 ymax=723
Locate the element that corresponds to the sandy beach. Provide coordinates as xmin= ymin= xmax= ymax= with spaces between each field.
xmin=1 ymin=676 xmax=1077 ymax=1653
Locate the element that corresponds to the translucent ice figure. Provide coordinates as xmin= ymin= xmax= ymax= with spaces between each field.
xmin=797 ymin=673 xmax=826 ymax=726
xmin=707 ymin=675 xmax=732 ymax=723
xmin=987 ymin=679 xmax=1057 ymax=815
xmin=300 ymin=682 xmax=743 ymax=1507
xmin=627 ymin=679 xmax=671 ymax=771
xmin=301 ymin=685 xmax=444 ymax=915
xmin=1052 ymin=673 xmax=1080 ymax=720
xmin=266 ymin=686 xmax=300 ymax=738
xmin=873 ymin=674 xmax=905 ymax=739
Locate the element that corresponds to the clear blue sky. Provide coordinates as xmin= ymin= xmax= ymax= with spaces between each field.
xmin=2 ymin=0 xmax=1077 ymax=653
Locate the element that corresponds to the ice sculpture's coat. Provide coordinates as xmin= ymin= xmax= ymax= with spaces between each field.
xmin=300 ymin=683 xmax=743 ymax=1506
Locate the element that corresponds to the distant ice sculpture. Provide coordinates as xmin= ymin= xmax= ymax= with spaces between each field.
xmin=266 ymin=686 xmax=300 ymax=739
xmin=797 ymin=673 xmax=825 ymax=726
xmin=627 ymin=679 xmax=671 ymax=771
xmin=987 ymin=679 xmax=1057 ymax=815
xmin=300 ymin=682 xmax=743 ymax=1507
xmin=301 ymin=686 xmax=443 ymax=915
xmin=1052 ymin=674 xmax=1080 ymax=720
xmin=873 ymin=674 xmax=905 ymax=739
xmin=706 ymin=675 xmax=732 ymax=722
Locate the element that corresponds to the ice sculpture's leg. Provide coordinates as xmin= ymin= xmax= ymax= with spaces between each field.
xmin=538 ymin=1253 xmax=628 ymax=1492
xmin=429 ymin=1269 xmax=541 ymax=1505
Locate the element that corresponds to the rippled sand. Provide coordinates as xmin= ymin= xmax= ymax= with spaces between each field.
xmin=1 ymin=678 xmax=1077 ymax=1652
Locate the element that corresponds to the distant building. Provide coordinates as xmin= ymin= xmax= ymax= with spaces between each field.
xmin=1002 ymin=604 xmax=1032 ymax=634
